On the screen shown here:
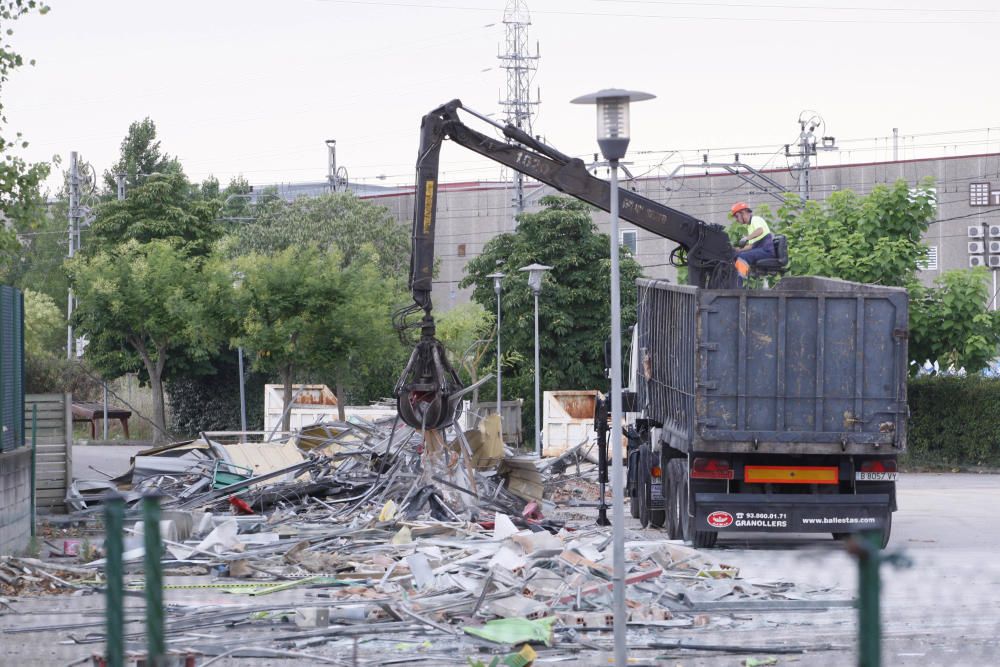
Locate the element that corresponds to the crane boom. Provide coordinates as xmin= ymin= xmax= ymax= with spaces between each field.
xmin=395 ymin=99 xmax=738 ymax=431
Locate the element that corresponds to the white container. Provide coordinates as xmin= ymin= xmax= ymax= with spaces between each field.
xmin=263 ymin=384 xmax=338 ymax=431
xmin=542 ymin=390 xmax=598 ymax=458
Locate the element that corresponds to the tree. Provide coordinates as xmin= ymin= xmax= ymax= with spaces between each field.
xmin=435 ymin=302 xmax=491 ymax=399
xmin=101 ymin=118 xmax=179 ymax=194
xmin=69 ymin=240 xmax=228 ymax=443
xmin=767 ymin=180 xmax=935 ymax=286
xmin=88 ymin=170 xmax=221 ymax=258
xmin=461 ymin=196 xmax=643 ymax=444
xmin=909 ymin=269 xmax=1000 ymax=374
xmin=23 ymin=288 xmax=62 ymax=358
xmin=222 ymin=192 xmax=410 ymax=281
xmin=231 ymin=245 xmax=355 ymax=432
xmin=765 ymin=179 xmax=1000 ymax=374
xmin=0 ymin=1 xmax=51 ymax=278
xmin=222 ymin=191 xmax=412 ymax=417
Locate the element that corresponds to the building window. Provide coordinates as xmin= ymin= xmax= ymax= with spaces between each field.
xmin=620 ymin=229 xmax=637 ymax=255
xmin=457 ymin=244 xmax=466 ymax=258
xmin=918 ymin=245 xmax=938 ymax=271
xmin=970 ymin=183 xmax=990 ymax=206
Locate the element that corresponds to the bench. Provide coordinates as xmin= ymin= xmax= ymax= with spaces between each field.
xmin=71 ymin=401 xmax=132 ymax=439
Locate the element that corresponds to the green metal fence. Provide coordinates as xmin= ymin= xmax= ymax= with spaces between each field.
xmin=0 ymin=285 xmax=24 ymax=452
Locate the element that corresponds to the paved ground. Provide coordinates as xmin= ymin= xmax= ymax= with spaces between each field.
xmin=681 ymin=472 xmax=1000 ymax=665
xmin=10 ymin=454 xmax=1000 ymax=665
xmin=72 ymin=443 xmax=147 ymax=481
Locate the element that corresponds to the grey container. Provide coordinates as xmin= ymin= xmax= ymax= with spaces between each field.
xmin=635 ymin=276 xmax=908 ymax=456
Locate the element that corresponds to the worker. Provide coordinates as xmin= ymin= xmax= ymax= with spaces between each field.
xmin=730 ymin=202 xmax=776 ymax=281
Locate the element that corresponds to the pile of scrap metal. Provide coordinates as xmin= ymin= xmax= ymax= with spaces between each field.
xmin=65 ymin=411 xmax=543 ymax=528
xmin=3 ymin=511 xmax=840 ymax=664
xmin=3 ymin=412 xmax=848 ymax=664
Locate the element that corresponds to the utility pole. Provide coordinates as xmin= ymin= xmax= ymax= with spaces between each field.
xmin=498 ymin=0 xmax=540 ymax=222
xmin=66 ymin=152 xmax=80 ymax=360
xmin=785 ymin=111 xmax=836 ymax=202
xmin=326 ymin=139 xmax=337 ymax=193
xmin=325 ymin=139 xmax=348 ymax=193
xmin=116 ymin=171 xmax=126 ymax=200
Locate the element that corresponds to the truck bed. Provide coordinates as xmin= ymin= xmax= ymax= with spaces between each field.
xmin=635 ymin=277 xmax=908 ymax=456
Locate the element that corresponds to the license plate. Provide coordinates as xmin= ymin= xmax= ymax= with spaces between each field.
xmin=855 ymin=472 xmax=897 ymax=482
xmin=650 ymin=483 xmax=663 ymax=500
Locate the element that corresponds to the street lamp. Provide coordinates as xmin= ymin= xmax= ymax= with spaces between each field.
xmin=486 ymin=271 xmax=506 ymax=420
xmin=232 ymin=272 xmax=248 ymax=435
xmin=572 ymin=87 xmax=655 ymax=667
xmin=519 ymin=263 xmax=552 ymax=457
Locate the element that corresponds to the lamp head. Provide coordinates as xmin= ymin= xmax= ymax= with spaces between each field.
xmin=571 ymin=88 xmax=655 ymax=161
xmin=519 ymin=263 xmax=553 ymax=295
xmin=486 ymin=271 xmax=506 ymax=295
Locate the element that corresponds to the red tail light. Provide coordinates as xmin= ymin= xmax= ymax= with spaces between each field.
xmin=651 ymin=466 xmax=662 ymax=478
xmin=691 ymin=458 xmax=734 ymax=480
xmin=859 ymin=460 xmax=897 ymax=473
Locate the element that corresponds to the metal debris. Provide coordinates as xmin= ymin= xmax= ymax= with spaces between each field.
xmin=3 ymin=409 xmax=848 ymax=665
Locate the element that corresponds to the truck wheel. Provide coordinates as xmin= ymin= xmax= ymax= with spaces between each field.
xmin=630 ymin=495 xmax=640 ymax=519
xmin=676 ymin=465 xmax=718 ymax=548
xmin=636 ymin=445 xmax=653 ymax=528
xmin=879 ymin=512 xmax=892 ymax=549
xmin=832 ymin=513 xmax=892 ymax=549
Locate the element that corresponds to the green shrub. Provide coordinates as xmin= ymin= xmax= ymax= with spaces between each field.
xmin=166 ymin=354 xmax=268 ymax=438
xmin=906 ymin=375 xmax=1000 ymax=467
xmin=26 ymin=355 xmax=104 ymax=399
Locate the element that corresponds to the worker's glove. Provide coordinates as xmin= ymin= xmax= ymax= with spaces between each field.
xmin=738 ymin=236 xmax=749 ymax=247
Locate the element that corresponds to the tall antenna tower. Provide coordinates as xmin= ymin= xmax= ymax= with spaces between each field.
xmin=498 ymin=0 xmax=540 ymax=218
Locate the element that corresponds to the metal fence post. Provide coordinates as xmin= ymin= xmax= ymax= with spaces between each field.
xmin=856 ymin=530 xmax=882 ymax=667
xmin=30 ymin=403 xmax=37 ymax=537
xmin=103 ymin=494 xmax=125 ymax=667
xmin=142 ymin=494 xmax=166 ymax=666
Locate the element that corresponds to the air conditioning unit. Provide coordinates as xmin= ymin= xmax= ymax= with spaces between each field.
xmin=969 ymin=226 xmax=984 ymax=238
xmin=990 ymin=256 xmax=1000 ymax=268
xmin=970 ymin=256 xmax=987 ymax=267
xmin=990 ymin=225 xmax=1000 ymax=238
xmin=968 ymin=241 xmax=985 ymax=254
xmin=990 ymin=241 xmax=1000 ymax=254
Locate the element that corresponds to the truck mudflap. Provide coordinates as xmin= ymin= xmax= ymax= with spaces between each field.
xmin=693 ymin=493 xmax=891 ymax=533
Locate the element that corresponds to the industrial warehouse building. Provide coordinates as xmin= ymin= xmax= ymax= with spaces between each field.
xmin=266 ymin=151 xmax=1000 ymax=310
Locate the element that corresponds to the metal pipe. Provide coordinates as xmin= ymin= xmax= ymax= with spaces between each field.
xmin=238 ymin=347 xmax=248 ymax=433
xmin=496 ymin=290 xmax=502 ymax=416
xmin=103 ymin=383 xmax=109 ymax=440
xmin=609 ymin=159 xmax=627 ymax=666
xmin=142 ymin=494 xmax=165 ymax=665
xmin=103 ymin=494 xmax=125 ymax=667
xmin=533 ymin=291 xmax=541 ymax=456
xmin=857 ymin=531 xmax=882 ymax=667
xmin=30 ymin=404 xmax=37 ymax=537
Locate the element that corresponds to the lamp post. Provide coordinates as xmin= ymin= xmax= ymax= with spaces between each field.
xmin=572 ymin=87 xmax=655 ymax=667
xmin=486 ymin=272 xmax=506 ymax=418
xmin=233 ymin=272 xmax=248 ymax=434
xmin=519 ymin=263 xmax=552 ymax=457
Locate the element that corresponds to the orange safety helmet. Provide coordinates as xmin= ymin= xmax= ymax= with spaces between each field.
xmin=731 ymin=201 xmax=751 ymax=216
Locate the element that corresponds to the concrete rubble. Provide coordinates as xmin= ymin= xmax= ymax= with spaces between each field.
xmin=0 ymin=410 xmax=845 ymax=665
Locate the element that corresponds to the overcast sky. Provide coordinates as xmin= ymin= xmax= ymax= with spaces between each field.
xmin=6 ymin=0 xmax=1000 ymax=194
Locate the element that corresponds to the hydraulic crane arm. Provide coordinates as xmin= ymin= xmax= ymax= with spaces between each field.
xmin=395 ymin=99 xmax=738 ymax=431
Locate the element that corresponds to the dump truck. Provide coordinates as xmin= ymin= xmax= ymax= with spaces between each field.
xmin=622 ymin=276 xmax=906 ymax=547
xmin=392 ymin=99 xmax=903 ymax=548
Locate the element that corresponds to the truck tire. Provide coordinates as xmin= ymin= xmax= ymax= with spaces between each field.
xmin=676 ymin=465 xmax=718 ymax=548
xmin=832 ymin=513 xmax=892 ymax=549
xmin=630 ymin=495 xmax=640 ymax=519
xmin=636 ymin=445 xmax=652 ymax=528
